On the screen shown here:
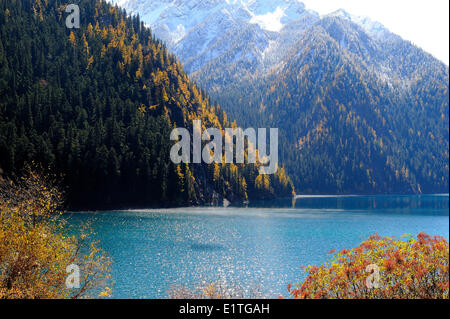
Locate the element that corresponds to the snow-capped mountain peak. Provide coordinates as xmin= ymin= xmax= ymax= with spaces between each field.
xmin=326 ymin=9 xmax=390 ymax=39
xmin=108 ymin=0 xmax=401 ymax=82
xmin=109 ymin=0 xmax=232 ymax=45
xmin=247 ymin=0 xmax=309 ymax=32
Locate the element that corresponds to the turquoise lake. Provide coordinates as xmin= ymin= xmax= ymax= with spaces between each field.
xmin=67 ymin=194 xmax=449 ymax=298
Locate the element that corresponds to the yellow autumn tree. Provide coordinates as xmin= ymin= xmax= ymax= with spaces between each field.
xmin=0 ymin=168 xmax=112 ymax=299
xmin=68 ymin=31 xmax=76 ymax=46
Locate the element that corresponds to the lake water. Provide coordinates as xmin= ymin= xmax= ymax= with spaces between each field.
xmin=66 ymin=194 xmax=449 ymax=299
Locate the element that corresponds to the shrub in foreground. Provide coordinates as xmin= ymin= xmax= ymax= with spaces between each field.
xmin=288 ymin=234 xmax=449 ymax=299
xmin=0 ymin=169 xmax=112 ymax=298
xmin=168 ymin=281 xmax=265 ymax=299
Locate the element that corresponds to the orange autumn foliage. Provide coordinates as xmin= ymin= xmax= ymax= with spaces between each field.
xmin=288 ymin=234 xmax=449 ymax=299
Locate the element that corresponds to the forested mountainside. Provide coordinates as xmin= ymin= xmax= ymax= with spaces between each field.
xmin=217 ymin=17 xmax=449 ymax=194
xmin=117 ymin=0 xmax=449 ymax=194
xmin=0 ymin=0 xmax=294 ymax=210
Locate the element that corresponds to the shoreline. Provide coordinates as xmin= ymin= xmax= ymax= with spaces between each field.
xmin=64 ymin=194 xmax=449 ymax=213
xmin=295 ymin=193 xmax=449 ymax=198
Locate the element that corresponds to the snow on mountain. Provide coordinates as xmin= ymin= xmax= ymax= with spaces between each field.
xmin=326 ymin=9 xmax=390 ymax=39
xmin=108 ymin=0 xmax=405 ymax=87
xmin=109 ymin=0 xmax=391 ymax=53
xmin=249 ymin=6 xmax=285 ymax=31
xmin=246 ymin=0 xmax=311 ymax=31
xmin=109 ymin=1 xmax=316 ymax=44
xmin=109 ymin=0 xmax=231 ymax=46
xmin=108 ymin=0 xmax=321 ymax=76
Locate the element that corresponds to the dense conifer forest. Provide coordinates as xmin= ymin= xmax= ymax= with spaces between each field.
xmin=0 ymin=0 xmax=294 ymax=209
xmin=202 ymin=17 xmax=449 ymax=194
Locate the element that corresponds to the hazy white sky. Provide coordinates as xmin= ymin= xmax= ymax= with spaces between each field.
xmin=301 ymin=0 xmax=449 ymax=65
